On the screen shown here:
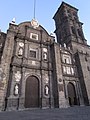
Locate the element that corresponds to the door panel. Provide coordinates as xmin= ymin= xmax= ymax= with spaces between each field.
xmin=25 ymin=76 xmax=39 ymax=108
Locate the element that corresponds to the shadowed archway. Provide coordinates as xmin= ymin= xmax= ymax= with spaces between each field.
xmin=67 ymin=82 xmax=78 ymax=106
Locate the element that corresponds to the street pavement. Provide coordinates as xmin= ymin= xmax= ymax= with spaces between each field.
xmin=0 ymin=106 xmax=90 ymax=120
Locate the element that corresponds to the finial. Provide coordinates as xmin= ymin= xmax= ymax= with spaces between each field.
xmin=12 ymin=18 xmax=16 ymax=24
xmin=50 ymin=32 xmax=57 ymax=41
xmin=50 ymin=32 xmax=54 ymax=37
xmin=31 ymin=19 xmax=39 ymax=29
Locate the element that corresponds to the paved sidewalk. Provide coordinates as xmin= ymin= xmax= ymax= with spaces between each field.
xmin=0 ymin=106 xmax=90 ymax=120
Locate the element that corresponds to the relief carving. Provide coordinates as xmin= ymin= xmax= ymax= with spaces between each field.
xmin=15 ymin=71 xmax=21 ymax=82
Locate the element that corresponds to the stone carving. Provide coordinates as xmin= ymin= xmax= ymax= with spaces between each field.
xmin=43 ymin=52 xmax=47 ymax=60
xmin=64 ymin=43 xmax=66 ymax=48
xmin=45 ymin=77 xmax=49 ymax=84
xmin=32 ymin=61 xmax=36 ymax=65
xmin=43 ymin=48 xmax=48 ymax=60
xmin=44 ymin=74 xmax=49 ymax=83
xmin=31 ymin=19 xmax=39 ymax=28
xmin=43 ymin=48 xmax=47 ymax=52
xmin=18 ymin=48 xmax=23 ymax=56
xmin=0 ymin=67 xmax=6 ymax=90
xmin=15 ymin=71 xmax=21 ymax=82
xmin=59 ymin=84 xmax=64 ymax=91
xmin=19 ymin=42 xmax=24 ymax=47
xmin=0 ymin=79 xmax=6 ymax=90
xmin=25 ymin=72 xmax=29 ymax=77
xmin=59 ymin=78 xmax=62 ymax=83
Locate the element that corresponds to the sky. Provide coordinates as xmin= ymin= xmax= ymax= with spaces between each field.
xmin=0 ymin=0 xmax=90 ymax=44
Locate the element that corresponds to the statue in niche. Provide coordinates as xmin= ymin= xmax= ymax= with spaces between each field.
xmin=64 ymin=43 xmax=66 ymax=48
xmin=18 ymin=47 xmax=23 ymax=56
xmin=14 ymin=84 xmax=19 ymax=96
xmin=15 ymin=71 xmax=21 ymax=82
xmin=44 ymin=85 xmax=49 ymax=95
xmin=43 ymin=52 xmax=47 ymax=60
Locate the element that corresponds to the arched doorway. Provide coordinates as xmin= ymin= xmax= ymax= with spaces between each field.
xmin=24 ymin=76 xmax=39 ymax=108
xmin=67 ymin=82 xmax=78 ymax=106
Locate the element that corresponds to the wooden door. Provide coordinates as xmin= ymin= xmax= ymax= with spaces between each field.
xmin=25 ymin=76 xmax=39 ymax=108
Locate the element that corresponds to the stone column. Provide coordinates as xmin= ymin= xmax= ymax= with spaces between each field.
xmin=0 ymin=30 xmax=15 ymax=111
xmin=49 ymin=71 xmax=54 ymax=108
xmin=19 ymin=67 xmax=26 ymax=110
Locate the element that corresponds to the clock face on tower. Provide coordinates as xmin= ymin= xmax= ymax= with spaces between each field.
xmin=31 ymin=19 xmax=39 ymax=28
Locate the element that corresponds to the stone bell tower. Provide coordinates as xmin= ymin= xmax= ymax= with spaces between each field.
xmin=53 ymin=2 xmax=87 ymax=50
xmin=53 ymin=2 xmax=90 ymax=105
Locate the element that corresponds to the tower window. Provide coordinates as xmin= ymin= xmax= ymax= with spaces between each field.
xmin=71 ymin=67 xmax=74 ymax=75
xmin=63 ymin=66 xmax=67 ymax=74
xmin=67 ymin=67 xmax=71 ymax=74
xmin=62 ymin=55 xmax=71 ymax=64
xmin=63 ymin=66 xmax=72 ymax=75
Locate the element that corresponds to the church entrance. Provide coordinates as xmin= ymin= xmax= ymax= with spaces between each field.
xmin=67 ymin=82 xmax=78 ymax=106
xmin=24 ymin=76 xmax=39 ymax=108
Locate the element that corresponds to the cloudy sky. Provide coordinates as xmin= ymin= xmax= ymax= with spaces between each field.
xmin=0 ymin=0 xmax=90 ymax=44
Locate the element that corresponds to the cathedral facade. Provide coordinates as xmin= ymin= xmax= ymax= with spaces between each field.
xmin=0 ymin=2 xmax=90 ymax=111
